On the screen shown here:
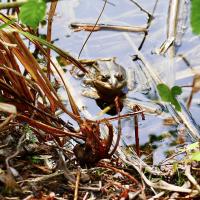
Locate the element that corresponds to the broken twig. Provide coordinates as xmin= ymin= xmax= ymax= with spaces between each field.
xmin=74 ymin=168 xmax=81 ymax=200
xmin=70 ymin=23 xmax=147 ymax=33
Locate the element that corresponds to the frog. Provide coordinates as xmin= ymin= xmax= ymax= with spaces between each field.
xmin=82 ymin=58 xmax=127 ymax=99
xmin=81 ymin=57 xmax=163 ymax=115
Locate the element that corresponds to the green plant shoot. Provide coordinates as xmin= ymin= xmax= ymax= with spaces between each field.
xmin=157 ymin=83 xmax=182 ymax=111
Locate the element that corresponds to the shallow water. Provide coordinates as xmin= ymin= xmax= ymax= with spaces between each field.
xmin=3 ymin=0 xmax=197 ymax=164
xmin=45 ymin=0 xmax=200 ymax=164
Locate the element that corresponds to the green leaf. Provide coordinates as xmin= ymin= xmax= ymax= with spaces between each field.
xmin=19 ymin=0 xmax=46 ymax=29
xmin=171 ymin=97 xmax=181 ymax=112
xmin=157 ymin=83 xmax=182 ymax=111
xmin=191 ymin=151 xmax=200 ymax=161
xmin=186 ymin=142 xmax=199 ymax=151
xmin=171 ymin=86 xmax=182 ymax=96
xmin=157 ymin=83 xmax=171 ymax=102
xmin=191 ymin=0 xmax=200 ymax=35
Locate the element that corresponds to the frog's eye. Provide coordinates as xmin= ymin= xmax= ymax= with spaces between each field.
xmin=100 ymin=75 xmax=110 ymax=82
xmin=115 ymin=73 xmax=124 ymax=81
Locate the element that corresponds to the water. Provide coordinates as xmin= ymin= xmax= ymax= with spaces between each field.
xmin=39 ymin=0 xmax=200 ymax=163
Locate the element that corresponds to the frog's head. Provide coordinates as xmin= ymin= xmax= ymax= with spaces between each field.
xmin=92 ymin=59 xmax=127 ymax=96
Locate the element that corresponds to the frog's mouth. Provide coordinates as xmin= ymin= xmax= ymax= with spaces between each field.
xmin=93 ymin=79 xmax=127 ymax=96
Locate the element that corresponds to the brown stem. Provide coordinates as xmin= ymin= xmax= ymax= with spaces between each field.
xmin=97 ymin=162 xmax=141 ymax=186
xmin=133 ymin=106 xmax=140 ymax=157
xmin=108 ymin=96 xmax=122 ymax=156
xmin=46 ymin=1 xmax=58 ymax=80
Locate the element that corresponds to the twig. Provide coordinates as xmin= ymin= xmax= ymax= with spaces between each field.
xmin=5 ymin=133 xmax=26 ymax=173
xmin=136 ymin=0 xmax=158 ymax=50
xmin=185 ymin=164 xmax=200 ymax=193
xmin=129 ymin=0 xmax=152 ymax=17
xmin=97 ymin=162 xmax=141 ymax=186
xmin=74 ymin=168 xmax=81 ymax=200
xmin=117 ymin=144 xmax=197 ymax=196
xmin=0 ymin=0 xmax=26 ymax=9
xmin=95 ymin=109 xmax=145 ymax=123
xmin=46 ymin=0 xmax=58 ymax=80
xmin=148 ymin=191 xmax=165 ymax=200
xmin=23 ymin=194 xmax=34 ymax=200
xmin=72 ymin=186 xmax=101 ymax=192
xmin=57 ymin=150 xmax=76 ymax=184
xmin=0 ymin=114 xmax=15 ymax=130
xmin=18 ymin=170 xmax=64 ymax=183
xmin=159 ymin=151 xmax=184 ymax=166
xmin=133 ymin=106 xmax=140 ymax=156
xmin=187 ymin=75 xmax=200 ymax=109
xmin=178 ymin=54 xmax=191 ymax=68
xmin=108 ymin=96 xmax=122 ymax=156
xmin=78 ymin=0 xmax=108 ymax=58
xmin=117 ymin=145 xmax=163 ymax=176
xmin=4 ymin=132 xmax=25 ymax=191
xmin=70 ymin=23 xmax=147 ymax=33
xmin=0 ymin=0 xmax=57 ymax=9
xmin=0 ymin=143 xmax=9 ymax=149
xmin=140 ymin=171 xmax=197 ymax=193
xmin=0 ymin=38 xmax=17 ymax=47
xmin=83 ymin=192 xmax=89 ymax=200
xmin=153 ymin=37 xmax=175 ymax=55
xmin=102 ymin=0 xmax=115 ymax=6
xmin=106 ymin=180 xmax=137 ymax=192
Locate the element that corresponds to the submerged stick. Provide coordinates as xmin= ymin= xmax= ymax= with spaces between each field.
xmin=70 ymin=23 xmax=147 ymax=33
